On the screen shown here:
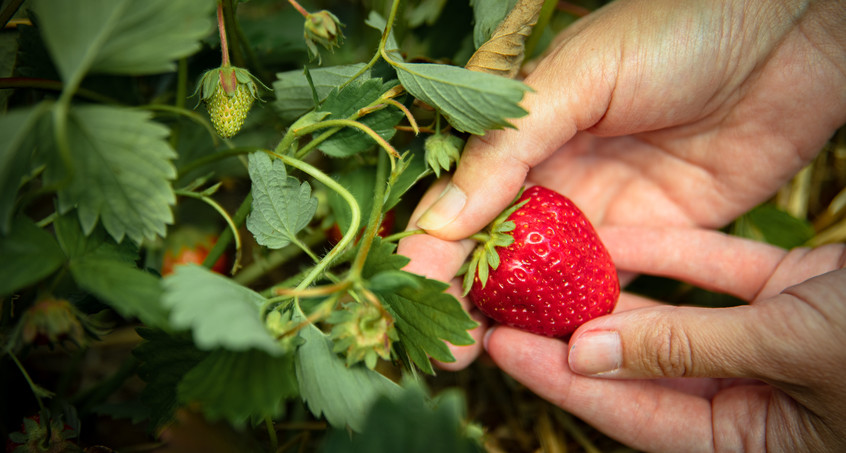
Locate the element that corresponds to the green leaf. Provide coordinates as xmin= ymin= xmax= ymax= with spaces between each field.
xmin=470 ymin=0 xmax=518 ymax=48
xmin=326 ymin=167 xmax=380 ymax=235
xmin=320 ymin=382 xmax=483 ymax=453
xmin=52 ymin=214 xmax=170 ymax=327
xmin=246 ymin=152 xmax=318 ymax=249
xmin=385 ymin=150 xmax=429 ymax=211
xmin=273 ymin=64 xmax=370 ymax=123
xmin=134 ymin=328 xmax=207 ymax=429
xmin=363 ymin=239 xmax=477 ymax=374
xmin=41 ymin=104 xmax=176 ymax=244
xmin=0 ymin=105 xmax=48 ymax=233
xmin=70 ymin=257 xmax=170 ymax=329
xmin=0 ymin=217 xmax=65 ymax=297
xmin=296 ymin=322 xmax=402 ymax=431
xmin=34 ymin=0 xmax=214 ymax=87
xmin=178 ymin=348 xmax=298 ymax=426
xmin=391 ymin=62 xmax=529 ymax=135
xmin=317 ymin=78 xmax=404 ymax=158
xmin=732 ymin=204 xmax=815 ymax=249
xmin=161 ymin=264 xmax=282 ymax=355
xmin=404 ymin=0 xmax=449 ymax=27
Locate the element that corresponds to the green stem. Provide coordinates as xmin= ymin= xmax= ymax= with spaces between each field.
xmin=141 ymin=103 xmax=219 ymax=143
xmin=234 ymin=229 xmax=324 ymax=286
xmin=523 ymin=0 xmax=557 ymax=61
xmin=9 ymin=352 xmax=51 ymax=412
xmin=378 ymin=0 xmax=403 ymax=64
xmin=204 ymin=191 xmax=252 ymax=273
xmin=350 ymin=151 xmax=388 ymax=279
xmin=175 ymin=189 xmax=243 ymax=275
xmin=265 ymin=417 xmax=278 ymax=451
xmin=0 ymin=0 xmax=25 ymax=29
xmin=267 ymin=152 xmax=360 ymax=290
xmin=287 ymin=0 xmax=310 ymax=17
xmin=177 ymin=146 xmax=255 ymax=178
xmin=382 ymin=228 xmax=426 ymax=243
xmin=294 ymin=118 xmax=399 ymax=160
xmin=217 ymin=2 xmax=231 ymax=67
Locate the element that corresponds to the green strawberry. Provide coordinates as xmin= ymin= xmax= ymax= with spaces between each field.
xmin=196 ymin=66 xmax=264 ymax=138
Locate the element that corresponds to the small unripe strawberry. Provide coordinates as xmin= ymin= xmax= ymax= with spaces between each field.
xmin=328 ymin=301 xmax=397 ymax=369
xmin=465 ymin=186 xmax=619 ymax=337
xmin=304 ymin=10 xmax=344 ymax=62
xmin=196 ymin=66 xmax=264 ymax=138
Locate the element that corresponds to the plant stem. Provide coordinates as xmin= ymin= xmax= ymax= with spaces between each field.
xmin=287 ymin=0 xmax=310 ymax=17
xmin=350 ymin=151 xmax=388 ymax=279
xmin=381 ymin=228 xmax=426 ymax=243
xmin=217 ymin=2 xmax=231 ymax=67
xmin=204 ymin=191 xmax=252 ymax=272
xmin=0 ymin=0 xmax=25 ymax=29
xmin=175 ymin=188 xmax=243 ymax=275
xmin=0 ymin=77 xmax=119 ymax=104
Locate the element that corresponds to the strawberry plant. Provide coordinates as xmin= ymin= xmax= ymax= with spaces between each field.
xmin=2 ymin=0 xmax=843 ymax=451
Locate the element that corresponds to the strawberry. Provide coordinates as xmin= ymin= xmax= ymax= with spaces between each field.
xmin=196 ymin=66 xmax=265 ymax=138
xmin=464 ymin=186 xmax=619 ymax=337
xmin=161 ymin=230 xmax=229 ymax=276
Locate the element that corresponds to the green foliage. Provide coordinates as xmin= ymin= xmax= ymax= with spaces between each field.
xmin=363 ymin=239 xmax=477 ymax=374
xmin=161 ymin=265 xmax=281 ymax=355
xmin=296 ymin=322 xmax=402 ymax=432
xmin=320 ymin=381 xmax=484 ymax=452
xmin=0 ymin=217 xmax=64 ymax=297
xmin=178 ymin=348 xmax=298 ymax=426
xmin=42 ymin=105 xmax=177 ymax=244
xmin=732 ymin=204 xmax=815 ymax=249
xmin=246 ymin=152 xmax=318 ymax=249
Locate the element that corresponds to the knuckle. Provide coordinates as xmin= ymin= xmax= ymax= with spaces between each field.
xmin=643 ymin=322 xmax=695 ymax=377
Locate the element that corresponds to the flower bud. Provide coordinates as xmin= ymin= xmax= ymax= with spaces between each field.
xmin=304 ymin=10 xmax=344 ymax=62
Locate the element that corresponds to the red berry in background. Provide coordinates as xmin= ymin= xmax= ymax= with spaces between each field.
xmin=161 ymin=233 xmax=229 ymax=276
xmin=465 ymin=186 xmax=619 ymax=338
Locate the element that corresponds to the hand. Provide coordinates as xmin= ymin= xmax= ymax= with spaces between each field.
xmin=485 ymin=227 xmax=846 ymax=452
xmin=398 ymin=0 xmax=846 ymax=368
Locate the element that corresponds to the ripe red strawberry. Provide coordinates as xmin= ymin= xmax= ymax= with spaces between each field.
xmin=464 ymin=186 xmax=619 ymax=337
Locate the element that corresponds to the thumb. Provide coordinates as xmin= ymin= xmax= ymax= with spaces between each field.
xmin=415 ymin=38 xmax=614 ymax=240
xmin=567 ymin=304 xmax=770 ymax=379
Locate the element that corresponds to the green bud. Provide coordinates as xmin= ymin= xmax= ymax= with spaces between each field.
xmin=424 ymin=131 xmax=465 ymax=177
xmin=304 ymin=10 xmax=344 ymax=62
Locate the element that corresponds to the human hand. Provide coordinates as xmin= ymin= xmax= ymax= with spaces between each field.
xmin=398 ymin=0 xmax=846 ymax=368
xmin=484 ymin=227 xmax=846 ymax=452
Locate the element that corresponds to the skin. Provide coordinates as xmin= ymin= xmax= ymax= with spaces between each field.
xmin=398 ymin=0 xmax=846 ymax=450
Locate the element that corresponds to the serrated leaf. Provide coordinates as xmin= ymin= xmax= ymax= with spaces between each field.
xmin=0 ymin=217 xmax=65 ymax=296
xmin=320 ymin=382 xmax=483 ymax=453
xmin=246 ymin=152 xmax=317 ymax=249
xmin=732 ymin=204 xmax=815 ymax=249
xmin=134 ymin=328 xmax=207 ymax=429
xmin=34 ymin=0 xmax=214 ymax=87
xmin=161 ymin=264 xmax=282 ymax=355
xmin=316 ymin=78 xmax=404 ymax=157
xmin=326 ymin=167 xmax=382 ymax=235
xmin=363 ymin=239 xmax=476 ymax=374
xmin=274 ymin=64 xmax=370 ymax=123
xmin=40 ymin=104 xmax=176 ymax=244
xmin=465 ymin=0 xmax=541 ymax=78
xmin=52 ymin=214 xmax=169 ymax=327
xmin=178 ymin=348 xmax=298 ymax=426
xmin=0 ymin=105 xmax=49 ymax=233
xmin=296 ymin=321 xmax=402 ymax=431
xmin=385 ymin=150 xmax=429 ymax=211
xmin=391 ymin=62 xmax=529 ymax=135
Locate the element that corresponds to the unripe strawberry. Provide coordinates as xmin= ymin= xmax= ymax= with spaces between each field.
xmin=304 ymin=10 xmax=344 ymax=62
xmin=464 ymin=186 xmax=619 ymax=337
xmin=328 ymin=301 xmax=397 ymax=369
xmin=196 ymin=66 xmax=264 ymax=138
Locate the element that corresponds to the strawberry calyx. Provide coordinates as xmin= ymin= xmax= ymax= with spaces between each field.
xmin=461 ymin=190 xmax=528 ymax=295
xmin=196 ymin=65 xmax=266 ymax=104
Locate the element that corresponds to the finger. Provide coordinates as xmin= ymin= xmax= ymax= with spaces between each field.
xmin=415 ymin=38 xmax=616 ymax=240
xmin=484 ymin=326 xmax=724 ymax=453
xmin=567 ymin=303 xmax=768 ymax=379
xmin=598 ymin=225 xmax=787 ymax=301
xmin=398 ymin=179 xmax=484 ymax=370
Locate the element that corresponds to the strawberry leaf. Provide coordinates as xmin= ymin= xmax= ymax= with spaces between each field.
xmin=296 ymin=321 xmax=402 ymax=431
xmin=363 ymin=239 xmax=477 ymax=374
xmin=53 ymin=214 xmax=170 ymax=329
xmin=316 ymin=78 xmax=404 ymax=158
xmin=273 ymin=63 xmax=371 ymax=123
xmin=0 ymin=105 xmax=48 ymax=233
xmin=246 ymin=152 xmax=318 ymax=249
xmin=178 ymin=348 xmax=298 ymax=426
xmin=732 ymin=204 xmax=815 ymax=249
xmin=34 ymin=0 xmax=214 ymax=87
xmin=161 ymin=264 xmax=283 ymax=355
xmin=40 ymin=105 xmax=177 ymax=244
xmin=134 ymin=328 xmax=207 ymax=429
xmin=0 ymin=217 xmax=65 ymax=297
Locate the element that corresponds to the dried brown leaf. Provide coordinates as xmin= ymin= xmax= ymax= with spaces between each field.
xmin=465 ymin=0 xmax=544 ymax=79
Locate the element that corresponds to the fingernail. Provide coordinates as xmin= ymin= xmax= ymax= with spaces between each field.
xmin=568 ymin=330 xmax=622 ymax=376
xmin=482 ymin=325 xmax=497 ymax=351
xmin=416 ymin=182 xmax=466 ymax=231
